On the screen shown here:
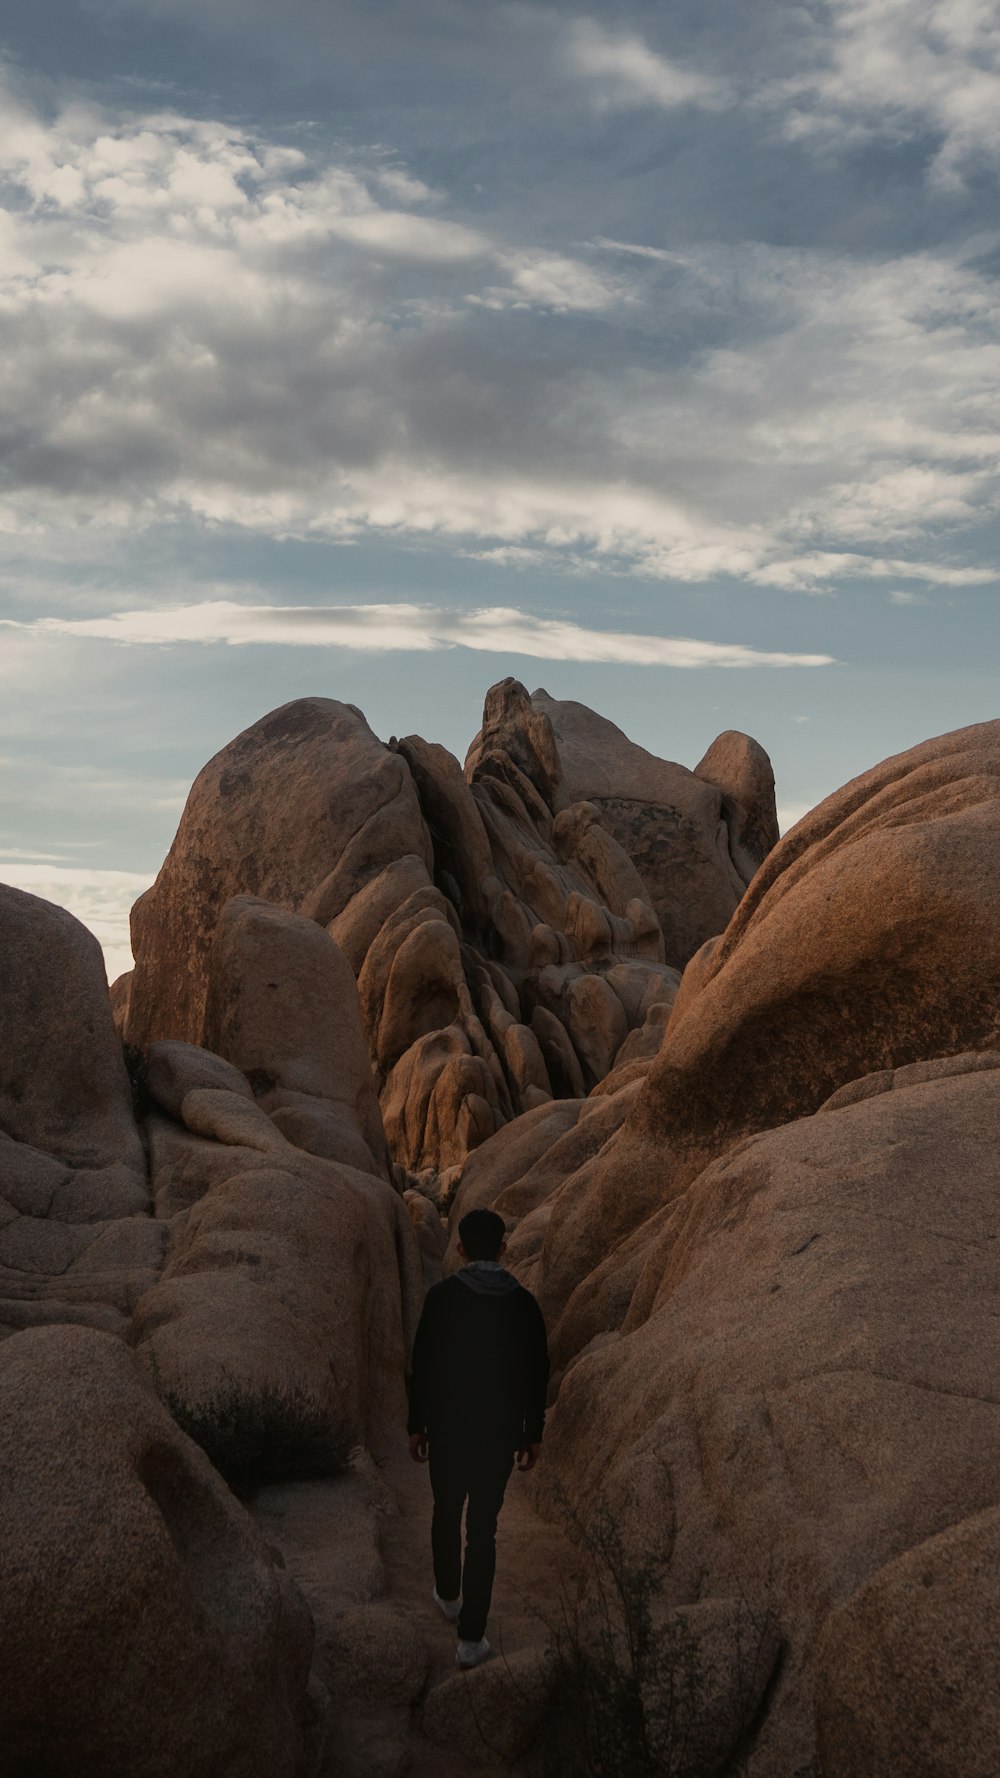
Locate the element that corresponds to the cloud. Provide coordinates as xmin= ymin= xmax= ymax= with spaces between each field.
xmin=0 ymin=70 xmax=999 ymax=592
xmin=773 ymin=0 xmax=1000 ymax=188
xmin=0 ymin=862 xmax=150 ymax=983
xmin=561 ymin=17 xmax=727 ymax=111
xmin=888 ymin=587 xmax=929 ymax=605
xmin=1 ymin=600 xmax=836 ymax=668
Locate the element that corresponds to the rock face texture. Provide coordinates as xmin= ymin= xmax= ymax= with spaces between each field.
xmin=126 ymin=698 xmax=431 ymax=1051
xmin=17 ymin=692 xmax=1000 ymax=1777
xmin=480 ymin=719 xmax=1000 ymax=1356
xmin=536 ymin=1055 xmax=1000 ymax=1777
xmin=0 ymin=885 xmax=160 ymax=1340
xmin=132 ymin=906 xmax=421 ymax=1480
xmin=0 ymin=1324 xmax=315 ymax=1778
xmin=530 ymin=691 xmax=777 ymax=958
xmin=124 ymin=682 xmax=755 ymax=1176
xmin=815 ymin=1504 xmax=1000 ymax=1778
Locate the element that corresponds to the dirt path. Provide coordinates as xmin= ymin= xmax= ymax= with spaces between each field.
xmin=380 ymin=1442 xmax=579 ymax=1679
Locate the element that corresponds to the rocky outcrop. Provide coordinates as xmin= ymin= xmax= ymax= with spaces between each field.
xmin=815 ymin=1505 xmax=1000 ymax=1778
xmin=125 ymin=698 xmax=432 ymax=1051
xmin=493 ymin=719 xmax=1000 ymax=1352
xmin=0 ymin=1325 xmax=316 ymax=1778
xmin=0 ymin=885 xmax=159 ymax=1340
xmin=203 ymin=897 xmax=389 ymax=1176
xmin=530 ymin=690 xmax=769 ymax=966
xmin=124 ymin=683 xmax=751 ymax=1175
xmin=536 ymin=1054 xmax=1000 ymax=1776
xmin=694 ymin=727 xmax=779 ymax=882
xmin=132 ymin=907 xmax=421 ymax=1480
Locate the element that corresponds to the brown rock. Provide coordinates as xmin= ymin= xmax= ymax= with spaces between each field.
xmin=815 ymin=1506 xmax=1000 ymax=1778
xmin=694 ymin=728 xmax=779 ymax=882
xmin=0 ymin=888 xmax=155 ymax=1340
xmin=132 ymin=1154 xmax=417 ymax=1477
xmin=0 ymin=884 xmax=144 ymax=1175
xmin=125 ymin=698 xmax=431 ymax=1049
xmin=539 ymin=1058 xmax=1000 ymax=1776
xmin=145 ymin=1039 xmax=253 ymax=1122
xmin=423 ymin=1646 xmax=557 ymax=1763
xmin=326 ymin=855 xmax=432 ymax=974
xmin=531 ymin=1005 xmax=586 ymax=1099
xmin=203 ymin=897 xmax=387 ymax=1174
xmin=109 ymin=968 xmax=132 ymax=1034
xmin=638 ymin=718 xmax=1000 ymax=1167
xmin=404 ymin=1188 xmax=448 ymax=1290
xmin=532 ymin=719 xmax=1000 ymax=1340
xmin=531 ymin=690 xmax=748 ymax=966
xmin=380 ymin=1026 xmax=504 ymax=1174
xmin=397 ymin=734 xmax=495 ymax=935
xmin=465 ymin=677 xmax=564 ymax=817
xmin=0 ymin=1325 xmax=314 ymax=1778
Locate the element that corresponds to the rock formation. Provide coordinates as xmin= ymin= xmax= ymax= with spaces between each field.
xmin=122 ymin=679 xmax=750 ymax=1176
xmin=0 ymin=885 xmax=161 ymax=1340
xmin=6 ymin=686 xmax=998 ymax=1778
xmin=0 ymin=1324 xmax=317 ymax=1778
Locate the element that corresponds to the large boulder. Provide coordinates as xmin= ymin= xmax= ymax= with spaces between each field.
xmin=122 ymin=685 xmax=774 ymax=1175
xmin=132 ymin=1059 xmax=421 ymax=1477
xmin=202 ymin=897 xmax=388 ymax=1176
xmin=815 ymin=1505 xmax=1000 ymax=1778
xmin=538 ymin=1055 xmax=1000 ymax=1776
xmin=125 ymin=698 xmax=431 ymax=1049
xmin=531 ymin=690 xmax=768 ymax=966
xmin=693 ymin=728 xmax=779 ymax=882
xmin=0 ymin=1325 xmax=315 ymax=1778
xmin=527 ymin=718 xmax=1000 ymax=1342
xmin=639 ymin=717 xmax=1000 ymax=1165
xmin=0 ymin=884 xmax=143 ymax=1174
xmin=0 ymin=886 xmax=156 ymax=1340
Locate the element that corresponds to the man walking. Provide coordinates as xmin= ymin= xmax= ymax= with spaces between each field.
xmin=407 ymin=1208 xmax=549 ymax=1668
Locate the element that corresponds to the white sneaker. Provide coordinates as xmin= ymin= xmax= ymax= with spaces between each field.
xmin=456 ymin=1636 xmax=491 ymax=1669
xmin=433 ymin=1587 xmax=462 ymax=1622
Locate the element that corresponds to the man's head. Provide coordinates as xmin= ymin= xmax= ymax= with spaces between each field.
xmin=458 ymin=1208 xmax=507 ymax=1262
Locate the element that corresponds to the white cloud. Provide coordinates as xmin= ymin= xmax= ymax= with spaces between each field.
xmin=0 ymin=862 xmax=150 ymax=983
xmin=1 ymin=600 xmax=836 ymax=668
xmin=774 ymin=0 xmax=1000 ymax=188
xmin=590 ymin=236 xmax=680 ymax=264
xmin=0 ymin=73 xmax=999 ymax=591
xmin=562 ymin=18 xmax=727 ymax=111
xmin=888 ymin=587 xmax=929 ymax=605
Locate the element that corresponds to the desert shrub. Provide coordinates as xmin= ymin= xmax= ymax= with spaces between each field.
xmin=161 ymin=1374 xmax=353 ymax=1496
xmin=533 ymin=1494 xmax=778 ymax=1778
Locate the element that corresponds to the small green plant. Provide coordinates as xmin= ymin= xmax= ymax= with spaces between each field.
xmin=162 ymin=1374 xmax=353 ymax=1496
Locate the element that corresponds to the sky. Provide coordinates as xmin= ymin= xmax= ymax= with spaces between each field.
xmin=1 ymin=0 xmax=999 ymax=981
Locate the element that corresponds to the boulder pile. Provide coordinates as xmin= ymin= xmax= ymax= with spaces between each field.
xmin=4 ymin=688 xmax=998 ymax=1777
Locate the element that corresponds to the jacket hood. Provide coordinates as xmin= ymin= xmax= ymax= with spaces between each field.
xmin=456 ymin=1263 xmax=521 ymax=1297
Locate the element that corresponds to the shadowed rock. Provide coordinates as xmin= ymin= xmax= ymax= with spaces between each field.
xmin=0 ymin=1325 xmax=315 ymax=1778
xmin=0 ymin=886 xmax=155 ymax=1340
xmin=537 ymin=1056 xmax=1000 ymax=1776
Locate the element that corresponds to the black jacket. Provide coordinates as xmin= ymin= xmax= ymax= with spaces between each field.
xmin=407 ymin=1264 xmax=549 ymax=1447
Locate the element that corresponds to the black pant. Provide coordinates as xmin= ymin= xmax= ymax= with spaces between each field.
xmin=429 ymin=1439 xmax=515 ymax=1642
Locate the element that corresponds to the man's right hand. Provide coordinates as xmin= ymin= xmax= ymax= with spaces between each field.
xmin=516 ymin=1443 xmax=541 ymax=1472
xmin=409 ymin=1432 xmax=428 ymax=1463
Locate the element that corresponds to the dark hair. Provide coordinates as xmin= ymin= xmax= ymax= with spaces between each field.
xmin=458 ymin=1208 xmax=506 ymax=1261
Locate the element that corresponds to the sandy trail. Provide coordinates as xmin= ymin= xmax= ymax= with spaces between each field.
xmin=380 ymin=1442 xmax=578 ymax=1678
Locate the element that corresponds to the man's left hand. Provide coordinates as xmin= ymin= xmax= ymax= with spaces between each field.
xmin=409 ymin=1432 xmax=429 ymax=1463
xmin=516 ymin=1442 xmax=541 ymax=1471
